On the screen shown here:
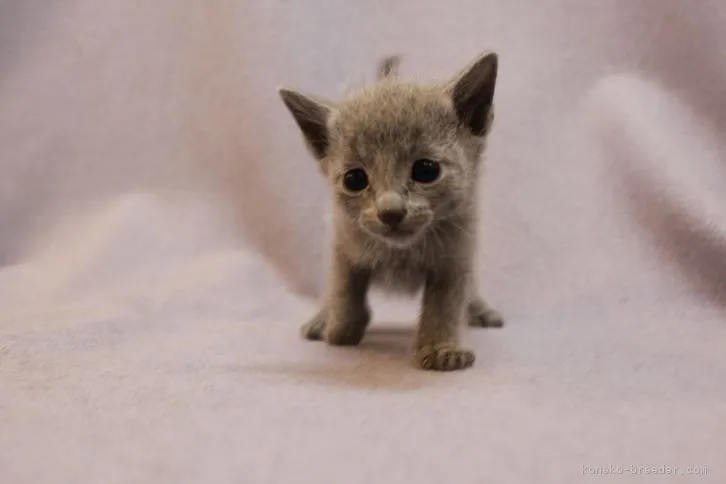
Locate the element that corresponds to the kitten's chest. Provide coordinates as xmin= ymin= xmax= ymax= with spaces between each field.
xmin=344 ymin=227 xmax=466 ymax=294
xmin=370 ymin=252 xmax=426 ymax=293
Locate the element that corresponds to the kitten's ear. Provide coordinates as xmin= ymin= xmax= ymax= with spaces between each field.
xmin=445 ymin=52 xmax=498 ymax=136
xmin=378 ymin=55 xmax=401 ymax=80
xmin=278 ymin=88 xmax=335 ymax=160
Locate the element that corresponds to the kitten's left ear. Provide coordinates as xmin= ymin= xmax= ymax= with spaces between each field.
xmin=278 ymin=87 xmax=336 ymax=160
xmin=445 ymin=52 xmax=498 ymax=136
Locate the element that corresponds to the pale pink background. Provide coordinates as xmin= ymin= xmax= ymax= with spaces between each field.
xmin=1 ymin=1 xmax=725 ymax=483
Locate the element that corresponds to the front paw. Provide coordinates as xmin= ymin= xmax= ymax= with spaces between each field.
xmin=413 ymin=343 xmax=475 ymax=371
xmin=323 ymin=323 xmax=366 ymax=346
xmin=323 ymin=306 xmax=371 ymax=346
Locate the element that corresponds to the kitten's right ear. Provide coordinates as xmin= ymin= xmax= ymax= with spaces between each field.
xmin=278 ymin=87 xmax=335 ymax=160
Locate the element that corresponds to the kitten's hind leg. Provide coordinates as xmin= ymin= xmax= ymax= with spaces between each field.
xmin=467 ymin=298 xmax=504 ymax=328
xmin=301 ymin=309 xmax=327 ymax=341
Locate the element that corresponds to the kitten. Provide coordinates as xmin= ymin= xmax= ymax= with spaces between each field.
xmin=278 ymin=52 xmax=503 ymax=371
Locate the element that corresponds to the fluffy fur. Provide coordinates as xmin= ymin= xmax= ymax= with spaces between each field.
xmin=278 ymin=53 xmax=503 ymax=371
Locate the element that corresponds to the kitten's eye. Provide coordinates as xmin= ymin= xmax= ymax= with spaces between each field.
xmin=411 ymin=159 xmax=441 ymax=184
xmin=343 ymin=168 xmax=369 ymax=192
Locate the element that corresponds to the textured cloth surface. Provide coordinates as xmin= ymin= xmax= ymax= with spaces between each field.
xmin=1 ymin=1 xmax=725 ymax=483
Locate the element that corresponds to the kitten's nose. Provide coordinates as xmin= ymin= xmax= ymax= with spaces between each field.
xmin=378 ymin=208 xmax=406 ymax=228
xmin=376 ymin=191 xmax=406 ymax=228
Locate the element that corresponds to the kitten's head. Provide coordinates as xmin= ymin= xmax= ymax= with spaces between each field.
xmin=278 ymin=53 xmax=498 ymax=247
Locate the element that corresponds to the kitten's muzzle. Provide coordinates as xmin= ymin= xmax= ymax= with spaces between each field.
xmin=376 ymin=191 xmax=407 ymax=228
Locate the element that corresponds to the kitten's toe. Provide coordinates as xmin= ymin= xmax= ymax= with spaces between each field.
xmin=414 ymin=343 xmax=475 ymax=371
xmin=300 ymin=311 xmax=326 ymax=341
xmin=468 ymin=299 xmax=505 ymax=328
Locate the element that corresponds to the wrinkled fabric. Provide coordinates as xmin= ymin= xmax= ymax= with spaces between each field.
xmin=1 ymin=1 xmax=725 ymax=483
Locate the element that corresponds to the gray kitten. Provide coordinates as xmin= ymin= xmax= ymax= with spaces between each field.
xmin=278 ymin=52 xmax=503 ymax=371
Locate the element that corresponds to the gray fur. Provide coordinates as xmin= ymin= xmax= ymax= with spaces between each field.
xmin=279 ymin=52 xmax=503 ymax=371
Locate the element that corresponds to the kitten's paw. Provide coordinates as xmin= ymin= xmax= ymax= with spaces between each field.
xmin=413 ymin=343 xmax=475 ymax=371
xmin=300 ymin=311 xmax=326 ymax=341
xmin=323 ymin=322 xmax=367 ymax=346
xmin=321 ymin=305 xmax=371 ymax=346
xmin=468 ymin=299 xmax=504 ymax=328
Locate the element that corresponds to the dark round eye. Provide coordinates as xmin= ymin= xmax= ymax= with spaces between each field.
xmin=343 ymin=168 xmax=369 ymax=192
xmin=411 ymin=159 xmax=441 ymax=184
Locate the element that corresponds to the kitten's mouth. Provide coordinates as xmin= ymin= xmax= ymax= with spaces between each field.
xmin=383 ymin=227 xmax=415 ymax=238
xmin=358 ymin=216 xmax=430 ymax=246
xmin=366 ymin=225 xmax=422 ymax=246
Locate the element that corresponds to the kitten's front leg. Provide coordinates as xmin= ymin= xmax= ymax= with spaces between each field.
xmin=300 ymin=252 xmax=372 ymax=345
xmin=323 ymin=260 xmax=372 ymax=345
xmin=301 ymin=253 xmax=372 ymax=345
xmin=414 ymin=267 xmax=475 ymax=371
